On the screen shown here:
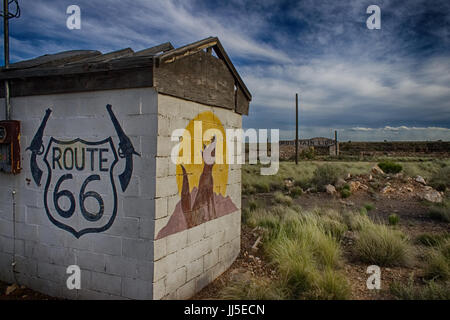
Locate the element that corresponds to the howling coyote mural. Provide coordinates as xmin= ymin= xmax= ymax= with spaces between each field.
xmin=156 ymin=112 xmax=238 ymax=239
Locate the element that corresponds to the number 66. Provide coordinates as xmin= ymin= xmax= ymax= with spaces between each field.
xmin=54 ymin=174 xmax=104 ymax=222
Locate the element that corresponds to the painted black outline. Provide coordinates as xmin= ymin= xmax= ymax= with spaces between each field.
xmin=42 ymin=137 xmax=119 ymax=238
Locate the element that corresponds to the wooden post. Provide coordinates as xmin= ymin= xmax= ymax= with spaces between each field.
xmin=295 ymin=93 xmax=299 ymax=165
xmin=335 ymin=130 xmax=338 ymax=156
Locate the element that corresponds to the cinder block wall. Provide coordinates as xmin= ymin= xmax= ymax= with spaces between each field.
xmin=0 ymin=89 xmax=242 ymax=300
xmin=0 ymin=88 xmax=158 ymax=299
xmin=153 ymin=94 xmax=242 ymax=300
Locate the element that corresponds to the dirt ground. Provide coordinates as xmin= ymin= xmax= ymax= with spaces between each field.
xmin=0 ymin=281 xmax=57 ymax=300
xmin=1 ymin=172 xmax=448 ymax=300
xmin=193 ymin=172 xmax=449 ymax=300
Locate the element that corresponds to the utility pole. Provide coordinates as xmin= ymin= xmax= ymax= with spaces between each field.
xmin=295 ymin=93 xmax=299 ymax=165
xmin=3 ymin=0 xmax=10 ymax=120
xmin=1 ymin=0 xmax=20 ymax=120
xmin=335 ymin=130 xmax=338 ymax=156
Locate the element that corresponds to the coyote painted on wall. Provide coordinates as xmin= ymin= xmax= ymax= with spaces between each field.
xmin=181 ymin=136 xmax=217 ymax=228
xmin=156 ymin=120 xmax=238 ymax=240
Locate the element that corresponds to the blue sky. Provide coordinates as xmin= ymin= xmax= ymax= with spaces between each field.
xmin=2 ymin=0 xmax=450 ymax=141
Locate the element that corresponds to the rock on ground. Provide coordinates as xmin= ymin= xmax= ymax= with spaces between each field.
xmin=415 ymin=176 xmax=427 ymax=185
xmin=419 ymin=189 xmax=443 ymax=203
xmin=372 ymin=165 xmax=384 ymax=175
xmin=350 ymin=181 xmax=361 ymax=192
xmin=326 ymin=184 xmax=337 ymax=195
xmin=335 ymin=178 xmax=347 ymax=188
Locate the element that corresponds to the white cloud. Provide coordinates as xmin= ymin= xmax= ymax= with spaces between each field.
xmin=5 ymin=0 xmax=450 ymax=142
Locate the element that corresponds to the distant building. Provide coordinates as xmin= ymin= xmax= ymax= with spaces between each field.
xmin=280 ymin=137 xmax=335 ymax=147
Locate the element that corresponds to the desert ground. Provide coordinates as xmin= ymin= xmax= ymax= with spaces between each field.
xmin=2 ymin=156 xmax=449 ymax=300
xmin=193 ymin=157 xmax=449 ymax=300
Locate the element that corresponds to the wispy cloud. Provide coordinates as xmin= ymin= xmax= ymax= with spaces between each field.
xmin=2 ymin=0 xmax=449 ymax=141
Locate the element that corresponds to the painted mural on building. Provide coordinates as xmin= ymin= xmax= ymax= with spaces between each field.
xmin=156 ymin=111 xmax=238 ymax=239
xmin=27 ymin=104 xmax=140 ymax=238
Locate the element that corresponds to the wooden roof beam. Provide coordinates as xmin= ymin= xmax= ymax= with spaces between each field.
xmin=134 ymin=42 xmax=174 ymax=56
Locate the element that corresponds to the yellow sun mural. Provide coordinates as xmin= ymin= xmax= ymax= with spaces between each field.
xmin=175 ymin=111 xmax=228 ymax=196
xmin=157 ymin=111 xmax=238 ymax=239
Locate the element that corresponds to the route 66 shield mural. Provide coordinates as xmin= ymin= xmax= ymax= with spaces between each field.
xmin=27 ymin=105 xmax=140 ymax=238
xmin=42 ymin=137 xmax=119 ymax=238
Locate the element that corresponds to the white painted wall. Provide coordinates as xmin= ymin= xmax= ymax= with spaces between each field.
xmin=153 ymin=94 xmax=242 ymax=300
xmin=0 ymin=89 xmax=243 ymax=300
xmin=0 ymin=88 xmax=158 ymax=299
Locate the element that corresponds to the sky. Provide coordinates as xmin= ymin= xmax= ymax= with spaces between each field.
xmin=1 ymin=0 xmax=449 ymax=141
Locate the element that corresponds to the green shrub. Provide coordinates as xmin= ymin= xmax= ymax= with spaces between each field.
xmin=424 ymin=240 xmax=450 ymax=281
xmin=248 ymin=199 xmax=258 ymax=211
xmin=364 ymin=203 xmax=375 ymax=211
xmin=415 ymin=233 xmax=450 ymax=247
xmin=300 ymin=147 xmax=315 ymax=160
xmin=319 ymin=217 xmax=348 ymax=241
xmin=388 ymin=214 xmax=400 ymax=226
xmin=390 ymin=278 xmax=450 ymax=300
xmin=262 ymin=208 xmax=349 ymax=299
xmin=354 ymin=221 xmax=413 ymax=266
xmin=290 ymin=186 xmax=303 ymax=198
xmin=269 ymin=180 xmax=285 ymax=192
xmin=311 ymin=164 xmax=344 ymax=191
xmin=378 ymin=161 xmax=403 ymax=174
xmin=429 ymin=200 xmax=450 ymax=223
xmin=424 ymin=250 xmax=449 ymax=281
xmin=221 ymin=278 xmax=289 ymax=300
xmin=273 ymin=192 xmax=293 ymax=206
xmin=359 ymin=207 xmax=368 ymax=216
xmin=340 ymin=189 xmax=351 ymax=199
xmin=430 ymin=166 xmax=450 ymax=192
xmin=343 ymin=211 xmax=371 ymax=231
xmin=342 ymin=184 xmax=351 ymax=191
xmin=313 ymin=268 xmax=351 ymax=300
xmin=254 ymin=181 xmax=270 ymax=193
xmin=243 ymin=184 xmax=256 ymax=195
xmin=246 ymin=206 xmax=284 ymax=232
xmin=440 ymin=239 xmax=450 ymax=259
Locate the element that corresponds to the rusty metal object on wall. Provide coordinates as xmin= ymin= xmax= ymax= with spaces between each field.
xmin=0 ymin=120 xmax=21 ymax=174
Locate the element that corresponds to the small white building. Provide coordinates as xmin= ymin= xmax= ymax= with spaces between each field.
xmin=0 ymin=37 xmax=251 ymax=299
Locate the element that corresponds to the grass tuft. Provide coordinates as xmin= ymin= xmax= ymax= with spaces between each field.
xmin=290 ymin=186 xmax=303 ymax=198
xmin=273 ymin=192 xmax=293 ymax=206
xmin=428 ymin=199 xmax=450 ymax=223
xmin=429 ymin=166 xmax=450 ymax=192
xmin=415 ymin=233 xmax=450 ymax=247
xmin=378 ymin=160 xmax=402 ymax=174
xmin=245 ymin=205 xmax=350 ymax=299
xmin=388 ymin=214 xmax=400 ymax=226
xmin=354 ymin=221 xmax=414 ymax=266
xmin=424 ymin=239 xmax=450 ymax=281
xmin=311 ymin=164 xmax=344 ymax=191
xmin=390 ymin=278 xmax=450 ymax=300
xmin=340 ymin=189 xmax=351 ymax=199
xmin=220 ymin=278 xmax=289 ymax=300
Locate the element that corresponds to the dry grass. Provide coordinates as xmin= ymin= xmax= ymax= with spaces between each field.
xmin=390 ymin=278 xmax=450 ymax=300
xmin=424 ymin=239 xmax=450 ymax=281
xmin=220 ymin=277 xmax=289 ymax=300
xmin=354 ymin=221 xmax=414 ymax=267
xmin=244 ymin=205 xmax=351 ymax=299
